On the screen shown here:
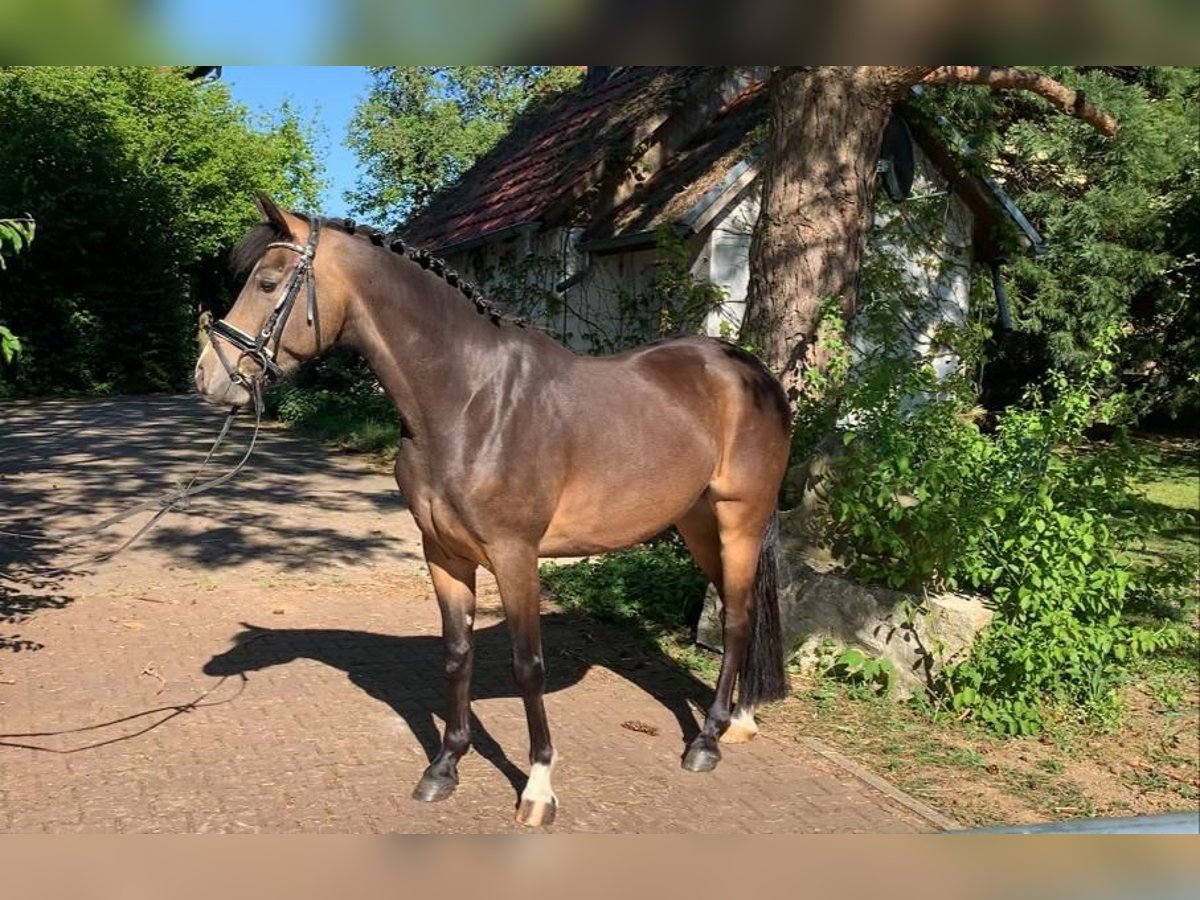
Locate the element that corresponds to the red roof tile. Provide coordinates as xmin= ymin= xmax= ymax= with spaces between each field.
xmin=402 ymin=67 xmax=692 ymax=251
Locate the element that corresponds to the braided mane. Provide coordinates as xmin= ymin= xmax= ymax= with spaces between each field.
xmin=316 ymin=216 xmax=523 ymax=327
xmin=231 ymin=212 xmax=524 ymax=327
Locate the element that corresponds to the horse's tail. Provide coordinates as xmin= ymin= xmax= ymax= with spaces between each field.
xmin=737 ymin=511 xmax=789 ymax=707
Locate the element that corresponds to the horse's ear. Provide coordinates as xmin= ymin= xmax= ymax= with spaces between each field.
xmin=231 ymin=622 xmax=269 ymax=647
xmin=253 ymin=192 xmax=291 ymax=236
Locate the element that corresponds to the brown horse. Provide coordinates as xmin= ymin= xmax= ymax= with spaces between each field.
xmin=194 ymin=195 xmax=791 ymax=827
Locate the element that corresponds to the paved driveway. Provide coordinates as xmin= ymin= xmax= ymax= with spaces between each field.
xmin=0 ymin=395 xmax=948 ymax=832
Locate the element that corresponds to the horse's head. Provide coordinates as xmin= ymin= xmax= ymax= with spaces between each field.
xmin=202 ymin=622 xmax=301 ymax=677
xmin=194 ymin=194 xmax=350 ymax=408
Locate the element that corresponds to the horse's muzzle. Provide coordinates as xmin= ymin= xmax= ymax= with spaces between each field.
xmin=193 ymin=350 xmax=253 ymax=409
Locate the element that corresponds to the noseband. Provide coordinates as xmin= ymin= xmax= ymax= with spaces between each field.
xmin=207 ymin=217 xmax=321 ymax=388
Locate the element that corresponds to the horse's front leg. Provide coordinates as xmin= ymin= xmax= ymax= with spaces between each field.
xmin=492 ymin=543 xmax=557 ymax=827
xmin=412 ymin=539 xmax=477 ymax=803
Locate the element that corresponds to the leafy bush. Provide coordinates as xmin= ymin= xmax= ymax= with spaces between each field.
xmin=804 ymin=315 xmax=1180 ymax=734
xmin=539 ymin=535 xmax=708 ymax=635
xmin=261 ymin=348 xmax=402 ymax=455
xmin=268 ymin=383 xmax=400 ymax=455
xmin=0 ymin=67 xmax=321 ymax=396
xmin=822 ymin=645 xmax=897 ymax=698
xmin=0 ymin=216 xmax=35 ymax=366
xmin=923 ymin=67 xmax=1200 ymax=422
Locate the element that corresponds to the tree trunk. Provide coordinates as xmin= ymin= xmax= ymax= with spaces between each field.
xmin=742 ymin=67 xmax=899 ymax=409
xmin=742 ymin=66 xmax=1118 ymax=414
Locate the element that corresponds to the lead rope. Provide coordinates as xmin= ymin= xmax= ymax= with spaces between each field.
xmin=3 ymin=217 xmax=319 ymax=561
xmin=0 ymin=380 xmax=264 ymax=560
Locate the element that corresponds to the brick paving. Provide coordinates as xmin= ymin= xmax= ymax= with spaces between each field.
xmin=0 ymin=396 xmax=945 ymax=833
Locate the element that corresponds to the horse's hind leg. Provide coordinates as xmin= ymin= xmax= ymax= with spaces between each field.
xmin=412 ymin=540 xmax=477 ymax=803
xmin=682 ymin=498 xmax=769 ymax=772
xmin=676 ymin=497 xmax=757 ymax=744
xmin=491 ymin=543 xmax=558 ymax=827
xmin=675 ymin=494 xmax=723 ymax=587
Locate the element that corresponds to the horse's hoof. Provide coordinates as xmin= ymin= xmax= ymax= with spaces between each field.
xmin=682 ymin=744 xmax=721 ymax=773
xmin=515 ymin=798 xmax=557 ymax=828
xmin=412 ymin=774 xmax=457 ymax=803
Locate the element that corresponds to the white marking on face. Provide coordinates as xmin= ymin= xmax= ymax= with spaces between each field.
xmin=465 ymin=613 xmax=473 ymax=627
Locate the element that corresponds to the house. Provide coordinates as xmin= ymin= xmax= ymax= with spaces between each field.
xmin=401 ymin=67 xmax=1041 ymax=363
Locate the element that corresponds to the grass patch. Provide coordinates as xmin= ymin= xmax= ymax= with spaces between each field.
xmin=1120 ymin=436 xmax=1198 ymax=701
xmin=771 ymin=667 xmax=1199 ymax=827
xmin=267 ymin=384 xmax=402 ymax=457
xmin=538 ymin=538 xmax=707 ymax=634
xmin=538 ymin=537 xmax=717 ymax=677
xmin=1123 ymin=435 xmax=1198 ymax=581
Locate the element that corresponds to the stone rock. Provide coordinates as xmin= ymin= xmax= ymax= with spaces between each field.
xmin=697 ymin=552 xmax=993 ymax=700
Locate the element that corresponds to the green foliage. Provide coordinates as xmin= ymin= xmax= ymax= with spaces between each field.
xmin=804 ymin=309 xmax=1181 ymax=735
xmin=921 ymin=67 xmax=1200 ymax=420
xmin=0 ymin=66 xmax=322 ymax=396
xmin=466 ymin=225 xmax=727 ymax=356
xmin=538 ymin=536 xmax=708 ymax=634
xmin=348 ymin=67 xmax=581 ymax=226
xmin=642 ymin=226 xmax=730 ymax=336
xmin=818 ymin=644 xmax=896 ymax=697
xmin=0 ymin=326 xmax=19 ymax=366
xmin=0 ymin=216 xmax=35 ymax=270
xmin=269 ymin=385 xmax=400 ymax=456
xmin=265 ymin=351 xmax=401 ymax=455
xmin=0 ymin=216 xmax=35 ymax=364
xmin=552 ymin=227 xmax=728 ymax=355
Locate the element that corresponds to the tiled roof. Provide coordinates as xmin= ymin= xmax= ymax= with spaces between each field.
xmin=402 ymin=68 xmax=1036 ymax=260
xmin=402 ymin=67 xmax=692 ymax=251
xmin=584 ymin=81 xmax=767 ymax=243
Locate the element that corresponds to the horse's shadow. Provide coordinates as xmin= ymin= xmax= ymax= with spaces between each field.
xmin=203 ymin=612 xmax=713 ymax=797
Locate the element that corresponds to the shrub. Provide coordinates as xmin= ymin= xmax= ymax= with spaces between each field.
xmin=538 ymin=535 xmax=708 ymax=634
xmin=805 ymin=316 xmax=1180 ymax=734
xmin=269 ymin=386 xmax=399 ymax=455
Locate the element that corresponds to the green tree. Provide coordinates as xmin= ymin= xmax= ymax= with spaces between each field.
xmin=740 ymin=66 xmax=1196 ymax=422
xmin=347 ymin=66 xmax=581 ymax=227
xmin=0 ymin=215 xmax=35 ymax=365
xmin=0 ymin=66 xmax=322 ymax=395
xmin=925 ymin=67 xmax=1200 ymax=418
xmin=742 ymin=67 xmax=1120 ymax=410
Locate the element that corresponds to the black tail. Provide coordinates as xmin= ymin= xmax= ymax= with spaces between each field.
xmin=738 ymin=511 xmax=789 ymax=706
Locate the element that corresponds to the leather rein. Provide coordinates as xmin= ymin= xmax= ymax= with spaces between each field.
xmin=0 ymin=221 xmax=322 ymax=560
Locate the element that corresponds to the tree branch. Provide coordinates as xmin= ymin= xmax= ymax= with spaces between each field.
xmin=920 ymin=66 xmax=1119 ymax=136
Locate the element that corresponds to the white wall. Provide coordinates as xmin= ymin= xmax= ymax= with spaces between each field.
xmin=701 ymin=189 xmax=759 ymax=339
xmin=853 ymin=146 xmax=974 ymax=380
xmin=451 ymin=142 xmax=976 ymax=362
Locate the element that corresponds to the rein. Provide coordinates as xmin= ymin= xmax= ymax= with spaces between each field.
xmin=0 ymin=385 xmax=262 ymax=560
xmin=0 ymin=219 xmax=323 ymax=560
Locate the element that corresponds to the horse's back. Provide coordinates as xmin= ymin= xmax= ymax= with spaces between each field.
xmin=609 ymin=336 xmax=789 ymax=432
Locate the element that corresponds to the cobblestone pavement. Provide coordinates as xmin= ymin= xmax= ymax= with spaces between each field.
xmin=1 ymin=396 xmax=946 ymax=833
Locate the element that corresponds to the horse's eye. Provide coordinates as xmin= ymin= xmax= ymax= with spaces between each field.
xmin=258 ymin=279 xmax=279 ymax=293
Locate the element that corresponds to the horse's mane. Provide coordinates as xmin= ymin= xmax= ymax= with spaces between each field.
xmin=230 ymin=213 xmax=519 ymax=327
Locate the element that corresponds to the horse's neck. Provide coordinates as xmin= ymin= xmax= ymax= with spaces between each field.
xmin=345 ymin=264 xmax=502 ymax=432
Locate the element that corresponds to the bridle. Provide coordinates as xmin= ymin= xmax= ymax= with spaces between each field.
xmin=206 ymin=217 xmax=322 ymax=390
